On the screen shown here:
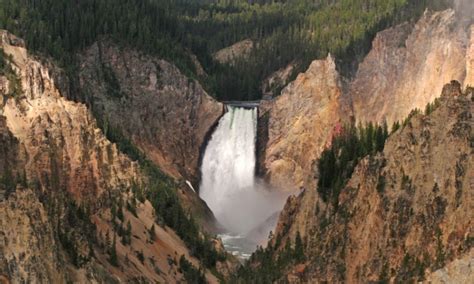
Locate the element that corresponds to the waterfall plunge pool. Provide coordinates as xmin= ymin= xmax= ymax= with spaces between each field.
xmin=199 ymin=106 xmax=289 ymax=260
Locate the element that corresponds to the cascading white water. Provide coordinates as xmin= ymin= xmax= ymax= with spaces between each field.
xmin=200 ymin=106 xmax=258 ymax=233
xmin=200 ymin=106 xmax=288 ymax=258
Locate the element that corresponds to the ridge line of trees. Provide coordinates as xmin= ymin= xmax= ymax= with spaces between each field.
xmin=0 ymin=0 xmax=451 ymax=101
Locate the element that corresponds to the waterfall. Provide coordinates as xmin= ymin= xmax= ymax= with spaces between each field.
xmin=200 ymin=106 xmax=287 ymax=241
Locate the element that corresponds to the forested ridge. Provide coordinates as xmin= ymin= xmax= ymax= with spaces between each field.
xmin=0 ymin=0 xmax=451 ymax=100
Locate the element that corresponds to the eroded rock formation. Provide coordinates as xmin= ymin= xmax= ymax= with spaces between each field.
xmin=78 ymin=41 xmax=223 ymax=186
xmin=213 ymin=39 xmax=254 ymax=65
xmin=351 ymin=9 xmax=471 ymax=125
xmin=261 ymin=9 xmax=473 ymax=192
xmin=0 ymin=30 xmax=224 ymax=283
xmin=271 ymin=84 xmax=473 ymax=283
xmin=261 ymin=55 xmax=351 ymax=191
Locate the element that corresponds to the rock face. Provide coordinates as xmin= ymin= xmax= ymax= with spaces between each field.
xmin=260 ymin=63 xmax=297 ymax=99
xmin=78 ymin=41 xmax=223 ymax=186
xmin=261 ymin=55 xmax=351 ymax=191
xmin=261 ymin=9 xmax=473 ymax=192
xmin=425 ymin=251 xmax=474 ymax=283
xmin=213 ymin=39 xmax=254 ymax=65
xmin=270 ymin=85 xmax=473 ymax=283
xmin=0 ymin=116 xmax=23 ymax=193
xmin=0 ymin=31 xmax=222 ymax=283
xmin=465 ymin=25 xmax=474 ymax=88
xmin=1 ymin=31 xmax=140 ymax=203
xmin=0 ymin=190 xmax=66 ymax=283
xmin=351 ymin=9 xmax=472 ymax=125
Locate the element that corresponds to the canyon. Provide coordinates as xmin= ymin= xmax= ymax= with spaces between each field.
xmin=260 ymin=8 xmax=473 ymax=193
xmin=269 ymin=83 xmax=473 ymax=282
xmin=0 ymin=4 xmax=472 ymax=283
xmin=247 ymin=8 xmax=473 ymax=282
xmin=0 ymin=30 xmax=229 ymax=283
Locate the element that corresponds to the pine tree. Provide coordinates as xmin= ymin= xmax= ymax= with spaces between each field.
xmin=1 ymin=167 xmax=15 ymax=197
xmin=149 ymin=224 xmax=156 ymax=242
xmin=375 ymin=125 xmax=385 ymax=152
xmin=294 ymin=231 xmax=305 ymax=263
xmin=105 ymin=231 xmax=111 ymax=249
xmin=117 ymin=205 xmax=124 ymax=222
xmin=109 ymin=233 xmax=119 ymax=267
xmin=391 ymin=121 xmax=401 ymax=133
xmin=435 ymin=227 xmax=445 ymax=269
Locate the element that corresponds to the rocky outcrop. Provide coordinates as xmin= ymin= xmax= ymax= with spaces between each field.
xmin=261 ymin=55 xmax=351 ymax=191
xmin=1 ymin=31 xmax=141 ymax=203
xmin=77 ymin=41 xmax=223 ymax=231
xmin=78 ymin=41 xmax=223 ymax=187
xmin=251 ymin=8 xmax=473 ymax=282
xmin=425 ymin=251 xmax=474 ymax=283
xmin=270 ymin=84 xmax=473 ymax=283
xmin=260 ymin=9 xmax=472 ymax=193
xmin=213 ymin=39 xmax=254 ymax=65
xmin=351 ymin=9 xmax=472 ymax=125
xmin=0 ymin=31 xmax=224 ymax=283
xmin=0 ymin=116 xmax=24 ymax=196
xmin=465 ymin=25 xmax=474 ymax=88
xmin=261 ymin=63 xmax=296 ymax=99
xmin=0 ymin=190 xmax=67 ymax=283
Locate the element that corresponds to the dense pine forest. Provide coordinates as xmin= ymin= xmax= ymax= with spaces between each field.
xmin=0 ymin=0 xmax=450 ymax=100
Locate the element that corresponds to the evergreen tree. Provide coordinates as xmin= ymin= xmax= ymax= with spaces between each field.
xmin=149 ymin=224 xmax=156 ymax=242
xmin=375 ymin=125 xmax=385 ymax=152
xmin=294 ymin=231 xmax=305 ymax=263
xmin=109 ymin=233 xmax=119 ymax=267
xmin=0 ymin=0 xmax=445 ymax=101
xmin=392 ymin=121 xmax=401 ymax=133
xmin=1 ymin=167 xmax=15 ymax=198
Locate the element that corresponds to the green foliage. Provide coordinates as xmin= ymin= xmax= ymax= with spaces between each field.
xmin=395 ymin=252 xmax=427 ymax=282
xmin=126 ymin=199 xmax=138 ymax=217
xmin=117 ymin=205 xmax=124 ymax=223
xmin=101 ymin=64 xmax=123 ymax=98
xmin=391 ymin=96 xmax=442 ymax=135
xmin=179 ymin=255 xmax=206 ymax=284
xmin=379 ymin=260 xmax=390 ymax=283
xmin=0 ymin=48 xmax=22 ymax=97
xmin=317 ymin=123 xmax=389 ymax=208
xmin=234 ymin=232 xmax=305 ymax=282
xmin=403 ymin=108 xmax=421 ymax=127
xmin=0 ymin=48 xmax=8 ymax=74
xmin=0 ymin=167 xmax=16 ymax=198
xmin=109 ymin=233 xmax=119 ymax=267
xmin=148 ymin=224 xmax=156 ymax=242
xmin=435 ymin=227 xmax=445 ymax=269
xmin=400 ymin=171 xmax=412 ymax=192
xmin=95 ymin=120 xmax=225 ymax=268
xmin=53 ymin=197 xmax=97 ymax=267
xmin=377 ymin=175 xmax=386 ymax=193
xmin=391 ymin=121 xmax=401 ymax=133
xmin=181 ymin=0 xmax=449 ymax=100
xmin=0 ymin=0 xmax=450 ymax=101
xmin=424 ymin=97 xmax=441 ymax=115
xmin=0 ymin=0 xmax=195 ymax=74
xmin=136 ymin=250 xmax=145 ymax=264
xmin=120 ymin=221 xmax=132 ymax=246
xmin=294 ymin=231 xmax=305 ymax=263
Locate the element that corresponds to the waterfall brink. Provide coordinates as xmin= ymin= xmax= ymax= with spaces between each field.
xmin=200 ymin=106 xmax=288 ymax=248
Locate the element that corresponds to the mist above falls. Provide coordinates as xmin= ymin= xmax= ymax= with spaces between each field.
xmin=199 ymin=106 xmax=288 ymax=238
